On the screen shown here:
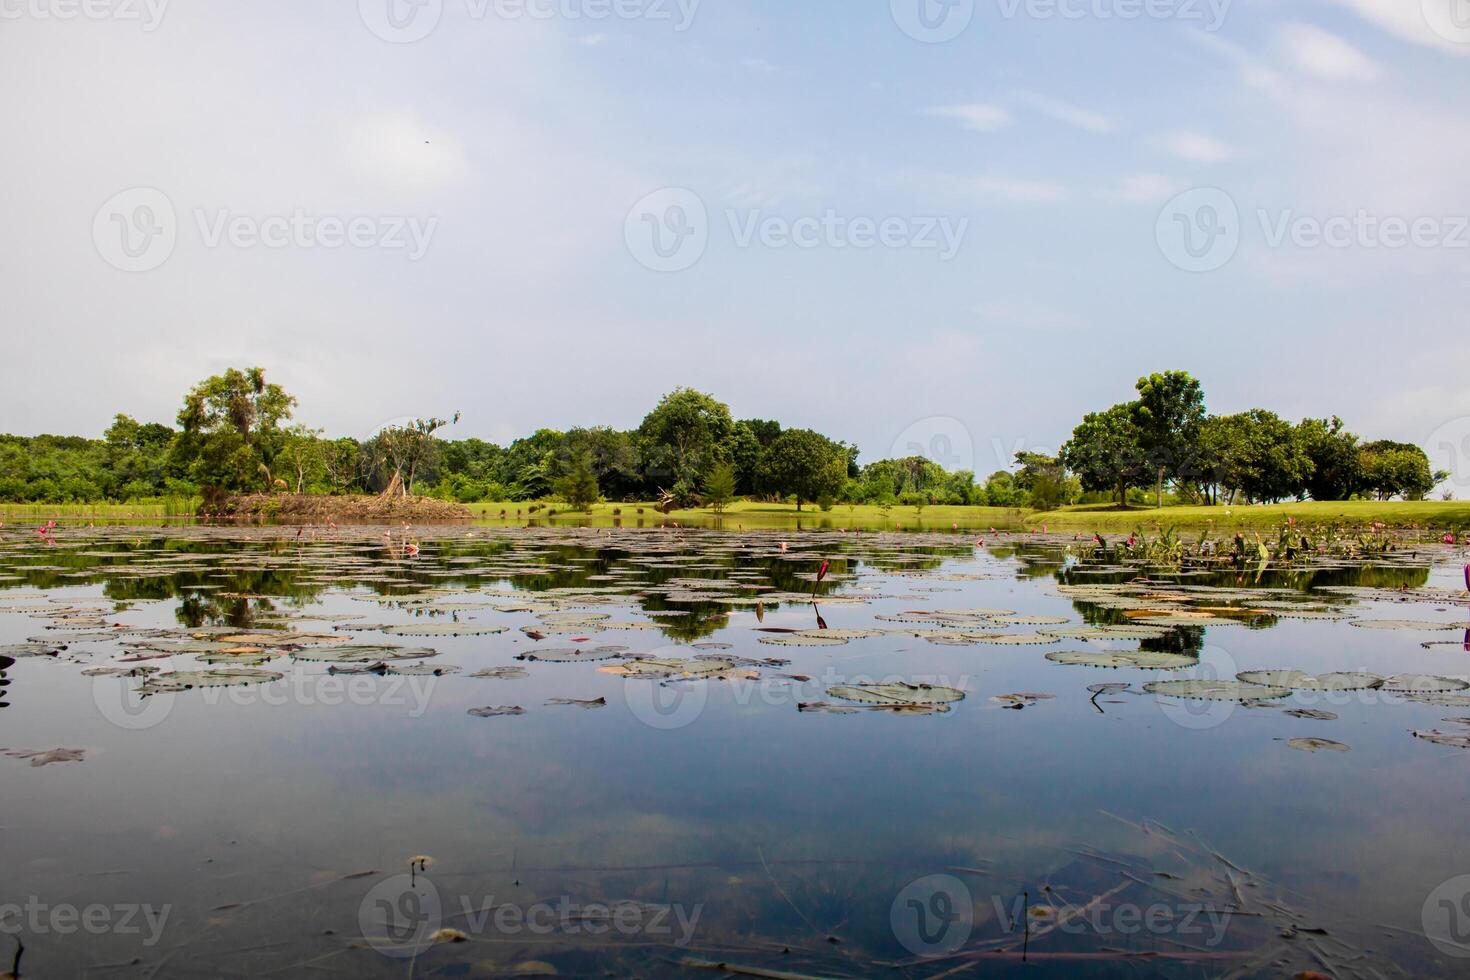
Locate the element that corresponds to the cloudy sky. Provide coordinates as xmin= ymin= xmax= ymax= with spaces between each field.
xmin=4 ymin=0 xmax=1468 ymax=476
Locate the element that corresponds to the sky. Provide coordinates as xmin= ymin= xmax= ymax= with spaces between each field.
xmin=3 ymin=0 xmax=1469 ymax=481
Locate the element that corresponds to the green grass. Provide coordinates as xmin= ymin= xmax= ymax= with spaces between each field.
xmin=0 ymin=498 xmax=202 ymax=521
xmin=464 ymin=499 xmax=1030 ymax=530
xmin=465 ymin=498 xmax=1470 ymax=533
xmin=1032 ymin=499 xmax=1470 ymax=532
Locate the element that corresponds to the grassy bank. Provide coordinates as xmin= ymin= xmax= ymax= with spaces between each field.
xmin=467 ymin=498 xmax=1470 ymax=533
xmin=0 ymin=498 xmax=201 ymax=521
xmin=1032 ymin=499 xmax=1470 ymax=532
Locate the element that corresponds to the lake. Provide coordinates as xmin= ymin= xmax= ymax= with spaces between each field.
xmin=2 ymin=523 xmax=1468 ymax=978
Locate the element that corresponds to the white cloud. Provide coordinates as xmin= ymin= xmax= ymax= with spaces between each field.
xmin=922 ymin=103 xmax=1013 ymax=132
xmin=1107 ymin=173 xmax=1188 ymax=203
xmin=1277 ymin=23 xmax=1384 ymax=81
xmin=1328 ymin=0 xmax=1470 ymax=55
xmin=1155 ymin=129 xmax=1239 ymax=163
xmin=1014 ymin=92 xmax=1115 ymax=133
xmin=961 ymin=175 xmax=1071 ymax=204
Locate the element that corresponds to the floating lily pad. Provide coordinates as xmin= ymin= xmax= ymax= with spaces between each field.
xmin=1046 ymin=650 xmax=1198 ymax=670
xmin=140 ymin=668 xmax=284 ymax=694
xmin=292 ymin=645 xmax=438 ymax=663
xmin=1349 ymin=620 xmax=1462 ymax=631
xmin=1380 ymin=674 xmax=1470 ymax=693
xmin=758 ymin=633 xmax=849 ymax=646
xmin=470 ymin=666 xmax=529 ymax=680
xmin=1236 ymin=670 xmax=1382 ymax=691
xmin=468 ymin=705 xmax=525 ymax=717
xmin=827 ymin=682 xmax=965 ymax=706
xmin=1142 ymin=679 xmax=1291 ymax=701
xmin=1285 ymin=737 xmax=1349 ymax=753
xmin=383 ymin=624 xmax=508 ymax=636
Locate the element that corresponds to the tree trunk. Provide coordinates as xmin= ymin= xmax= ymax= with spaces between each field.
xmin=1156 ymin=469 xmax=1164 ymax=509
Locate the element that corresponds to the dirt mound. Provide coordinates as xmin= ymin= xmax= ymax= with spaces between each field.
xmin=212 ymin=494 xmax=473 ymax=524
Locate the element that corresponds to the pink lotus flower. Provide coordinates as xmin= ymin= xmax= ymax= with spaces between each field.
xmin=405 ymin=543 xmax=420 ymax=558
xmin=1445 ymin=533 xmax=1456 ymax=544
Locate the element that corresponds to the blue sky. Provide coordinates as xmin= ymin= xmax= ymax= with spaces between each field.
xmin=4 ymin=0 xmax=1468 ymax=479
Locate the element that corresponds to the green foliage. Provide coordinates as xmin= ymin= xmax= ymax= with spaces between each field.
xmin=1060 ymin=404 xmax=1147 ymax=506
xmin=1132 ymin=370 xmax=1206 ymax=506
xmin=703 ymin=461 xmax=737 ymax=513
xmin=638 ymin=388 xmax=734 ymax=492
xmin=552 ymin=449 xmax=600 ymax=511
xmin=1359 ymin=440 xmax=1435 ymax=500
xmin=1200 ymin=410 xmax=1313 ymax=504
xmin=1297 ymin=417 xmax=1360 ymax=501
xmin=173 ymin=367 xmax=297 ymax=499
xmin=757 ymin=429 xmax=847 ymax=511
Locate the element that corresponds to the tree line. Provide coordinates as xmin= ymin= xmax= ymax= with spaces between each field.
xmin=1058 ymin=371 xmax=1443 ymax=506
xmin=0 ymin=367 xmax=1444 ymax=510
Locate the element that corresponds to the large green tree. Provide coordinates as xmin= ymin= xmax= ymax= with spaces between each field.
xmin=757 ymin=429 xmax=847 ymax=510
xmin=638 ymin=388 xmax=734 ymax=504
xmin=1296 ymin=417 xmax=1361 ymax=501
xmin=1131 ymin=371 xmax=1206 ymax=508
xmin=1359 ymin=441 xmax=1437 ymax=500
xmin=174 ymin=367 xmax=296 ymax=500
xmin=1201 ymin=410 xmax=1312 ymax=504
xmin=1060 ymin=404 xmax=1147 ymax=507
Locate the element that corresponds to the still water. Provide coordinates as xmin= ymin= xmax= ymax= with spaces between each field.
xmin=2 ymin=524 xmax=1469 ymax=978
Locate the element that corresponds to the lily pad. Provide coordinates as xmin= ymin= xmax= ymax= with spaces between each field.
xmin=1046 ymin=650 xmax=1198 ymax=670
xmin=140 ymin=668 xmax=284 ymax=694
xmin=827 ymin=682 xmax=966 ymax=706
xmin=1142 ymin=679 xmax=1291 ymax=701
xmin=1236 ymin=670 xmax=1382 ymax=691
xmin=1285 ymin=737 xmax=1349 ymax=753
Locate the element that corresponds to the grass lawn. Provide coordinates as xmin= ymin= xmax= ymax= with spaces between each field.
xmin=1032 ymin=499 xmax=1470 ymax=532
xmin=467 ymin=498 xmax=1470 ymax=533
